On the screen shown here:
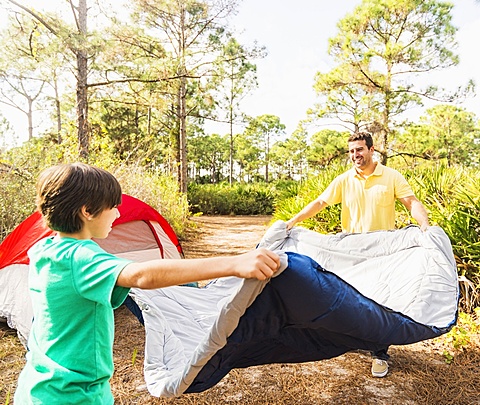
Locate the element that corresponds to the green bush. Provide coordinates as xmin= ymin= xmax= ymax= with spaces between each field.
xmin=110 ymin=163 xmax=190 ymax=238
xmin=187 ymin=181 xmax=297 ymax=216
xmin=0 ymin=164 xmax=36 ymax=240
xmin=273 ymin=164 xmax=345 ymax=233
xmin=0 ymin=141 xmax=192 ymax=242
xmin=408 ymin=164 xmax=480 ymax=309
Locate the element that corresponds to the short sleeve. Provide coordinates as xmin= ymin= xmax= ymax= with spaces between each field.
xmin=71 ymin=241 xmax=132 ymax=308
xmin=319 ymin=175 xmax=344 ymax=206
xmin=394 ymin=171 xmax=414 ymax=199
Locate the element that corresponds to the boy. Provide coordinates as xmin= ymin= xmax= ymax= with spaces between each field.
xmin=14 ymin=162 xmax=280 ymax=404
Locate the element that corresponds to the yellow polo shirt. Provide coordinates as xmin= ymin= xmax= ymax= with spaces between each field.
xmin=319 ymin=163 xmax=414 ymax=233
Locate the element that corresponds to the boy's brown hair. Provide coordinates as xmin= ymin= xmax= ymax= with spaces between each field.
xmin=36 ymin=163 xmax=122 ymax=233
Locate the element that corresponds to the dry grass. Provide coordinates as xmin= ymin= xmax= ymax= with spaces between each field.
xmin=106 ymin=304 xmax=480 ymax=405
xmin=0 ymin=325 xmax=25 ymax=404
xmin=2 ymin=216 xmax=480 ymax=404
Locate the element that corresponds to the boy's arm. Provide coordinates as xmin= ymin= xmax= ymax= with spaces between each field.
xmin=116 ymin=248 xmax=280 ymax=289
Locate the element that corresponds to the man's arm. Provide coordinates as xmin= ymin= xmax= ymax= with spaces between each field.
xmin=399 ymin=195 xmax=430 ymax=231
xmin=285 ymin=198 xmax=328 ymax=230
xmin=116 ymin=248 xmax=280 ymax=289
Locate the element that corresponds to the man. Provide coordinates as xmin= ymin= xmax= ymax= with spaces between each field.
xmin=286 ymin=131 xmax=430 ymax=377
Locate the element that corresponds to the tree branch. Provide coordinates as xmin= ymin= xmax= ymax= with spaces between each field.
xmin=86 ymin=73 xmax=203 ymax=88
xmin=6 ymin=0 xmax=59 ymax=36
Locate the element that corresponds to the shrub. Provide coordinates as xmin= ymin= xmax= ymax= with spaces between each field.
xmin=0 ymin=163 xmax=36 ymax=240
xmin=441 ymin=308 xmax=480 ymax=363
xmin=273 ymin=164 xmax=345 ymax=233
xmin=110 ymin=163 xmax=190 ymax=238
xmin=409 ymin=164 xmax=480 ymax=310
xmin=0 ymin=142 xmax=191 ymax=242
xmin=187 ymin=181 xmax=295 ymax=216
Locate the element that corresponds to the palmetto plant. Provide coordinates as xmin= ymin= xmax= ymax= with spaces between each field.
xmin=274 ymin=165 xmax=345 ymax=234
xmin=409 ymin=164 xmax=480 ymax=310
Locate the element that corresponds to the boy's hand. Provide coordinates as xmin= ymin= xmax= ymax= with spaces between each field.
xmin=233 ymin=248 xmax=281 ymax=280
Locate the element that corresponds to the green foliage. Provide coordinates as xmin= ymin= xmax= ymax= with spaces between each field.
xmin=441 ymin=308 xmax=480 ymax=364
xmin=188 ymin=133 xmax=229 ymax=183
xmin=187 ymin=181 xmax=296 ymax=215
xmin=269 ymin=127 xmax=309 ymax=180
xmin=244 ymin=115 xmax=286 ymax=182
xmin=271 ymin=179 xmax=302 ymax=201
xmin=410 ymin=165 xmax=480 ymax=258
xmin=234 ymin=131 xmax=263 ymax=181
xmin=307 ymin=129 xmax=350 ymax=169
xmin=0 ymin=164 xmax=35 ymax=241
xmin=0 ymin=139 xmax=192 ymax=242
xmin=273 ymin=164 xmax=346 ymax=234
xmin=108 ymin=163 xmax=191 ymax=239
xmin=394 ymin=105 xmax=480 ymax=167
xmin=408 ymin=164 xmax=480 ymax=308
xmin=211 ymin=36 xmax=261 ymax=122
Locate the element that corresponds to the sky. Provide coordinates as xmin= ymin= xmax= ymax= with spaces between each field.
xmin=228 ymin=0 xmax=480 ymax=134
xmin=1 ymin=0 xmax=480 ymax=144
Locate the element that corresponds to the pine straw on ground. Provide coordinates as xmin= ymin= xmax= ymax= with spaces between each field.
xmin=108 ymin=305 xmax=480 ymax=405
xmin=1 ymin=216 xmax=480 ymax=404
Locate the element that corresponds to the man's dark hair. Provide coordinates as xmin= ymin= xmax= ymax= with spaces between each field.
xmin=36 ymin=163 xmax=122 ymax=233
xmin=348 ymin=132 xmax=374 ymax=149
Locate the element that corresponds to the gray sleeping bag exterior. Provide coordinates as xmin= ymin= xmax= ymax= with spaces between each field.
xmin=130 ymin=222 xmax=458 ymax=397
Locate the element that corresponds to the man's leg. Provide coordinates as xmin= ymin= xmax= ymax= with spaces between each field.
xmin=371 ymin=348 xmax=389 ymax=377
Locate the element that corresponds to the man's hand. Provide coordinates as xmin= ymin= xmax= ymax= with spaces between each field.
xmin=285 ymin=219 xmax=296 ymax=230
xmin=420 ymin=222 xmax=430 ymax=232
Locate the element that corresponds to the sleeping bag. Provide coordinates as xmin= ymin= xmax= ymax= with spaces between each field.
xmin=129 ymin=221 xmax=458 ymax=397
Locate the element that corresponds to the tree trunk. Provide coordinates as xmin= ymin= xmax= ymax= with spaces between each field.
xmin=265 ymin=133 xmax=270 ymax=183
xmin=76 ymin=0 xmax=89 ymax=159
xmin=147 ymin=106 xmax=152 ymax=137
xmin=178 ymin=75 xmax=188 ymax=193
xmin=54 ymin=79 xmax=62 ymax=143
xmin=27 ymin=97 xmax=33 ymax=141
xmin=229 ymin=71 xmax=234 ymax=185
xmin=229 ymin=108 xmax=234 ymax=185
xmin=177 ymin=6 xmax=188 ymax=193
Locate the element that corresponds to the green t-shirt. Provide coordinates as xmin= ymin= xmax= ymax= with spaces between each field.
xmin=14 ymin=236 xmax=132 ymax=405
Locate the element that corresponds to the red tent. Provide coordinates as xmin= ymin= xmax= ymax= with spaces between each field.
xmin=0 ymin=194 xmax=184 ymax=343
xmin=0 ymin=194 xmax=183 ymax=269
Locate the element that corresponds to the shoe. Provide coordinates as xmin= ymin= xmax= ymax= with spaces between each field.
xmin=371 ymin=358 xmax=388 ymax=377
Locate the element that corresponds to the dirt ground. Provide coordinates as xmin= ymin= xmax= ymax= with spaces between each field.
xmin=2 ymin=216 xmax=479 ymax=404
xmin=109 ymin=215 xmax=479 ymax=405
